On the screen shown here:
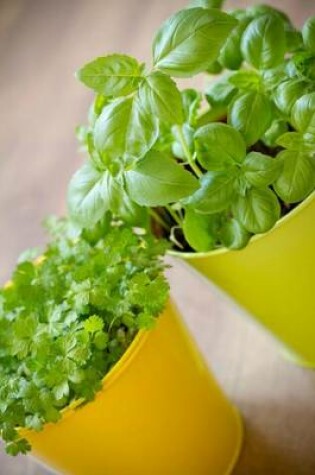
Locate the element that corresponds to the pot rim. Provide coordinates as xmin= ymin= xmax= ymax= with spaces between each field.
xmin=169 ymin=190 xmax=315 ymax=259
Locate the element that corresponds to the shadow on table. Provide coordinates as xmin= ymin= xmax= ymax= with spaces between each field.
xmin=234 ymin=403 xmax=315 ymax=475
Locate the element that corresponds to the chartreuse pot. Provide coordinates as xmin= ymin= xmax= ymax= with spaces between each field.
xmin=22 ymin=300 xmax=242 ymax=475
xmin=174 ymin=191 xmax=315 ymax=367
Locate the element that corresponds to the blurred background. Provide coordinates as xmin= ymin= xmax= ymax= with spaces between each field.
xmin=0 ymin=0 xmax=314 ymax=473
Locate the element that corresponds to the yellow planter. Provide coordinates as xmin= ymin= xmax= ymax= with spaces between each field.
xmin=173 ymin=191 xmax=315 ymax=366
xmin=23 ymin=300 xmax=242 ymax=475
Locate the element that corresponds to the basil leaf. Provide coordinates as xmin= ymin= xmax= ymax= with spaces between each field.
xmin=274 ymin=79 xmax=310 ymax=117
xmin=205 ymin=60 xmax=223 ymax=74
xmin=241 ymin=14 xmax=286 ymax=70
xmin=233 ymin=187 xmax=280 ymax=234
xmin=263 ymin=120 xmax=288 ymax=148
xmin=195 ymin=123 xmax=246 ymax=170
xmin=288 ymin=52 xmax=315 ymax=82
xmin=187 ymin=170 xmax=237 ymax=213
xmin=103 ymin=175 xmax=148 ymax=225
xmin=261 ymin=65 xmax=287 ymax=91
xmin=139 ymin=72 xmax=183 ymax=125
xmin=291 ymin=92 xmax=315 ymax=136
xmin=302 ymin=16 xmax=315 ymax=53
xmin=68 ymin=162 xmax=109 ymax=227
xmin=189 ymin=0 xmax=224 ymax=8
xmin=243 ymin=152 xmax=282 ymax=187
xmin=94 ymin=95 xmax=158 ymax=161
xmin=172 ymin=124 xmax=194 ymax=160
xmin=228 ymin=70 xmax=261 ymax=90
xmin=152 ymin=8 xmax=237 ymax=77
xmin=229 ymin=91 xmax=272 ymax=146
xmin=76 ymin=54 xmax=143 ymax=96
xmin=220 ymin=218 xmax=251 ymax=249
xmin=205 ymin=76 xmax=237 ymax=107
xmin=219 ymin=16 xmax=251 ymax=70
xmin=181 ymin=89 xmax=202 ymax=126
xmin=125 ymin=151 xmax=199 ymax=206
xmin=274 ymin=150 xmax=315 ymax=203
xmin=276 ymin=132 xmax=314 ymax=152
xmin=183 ymin=209 xmax=217 ymax=252
xmin=246 ymin=4 xmax=290 ymax=23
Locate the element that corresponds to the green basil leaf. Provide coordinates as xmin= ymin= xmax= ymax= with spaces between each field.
xmin=205 ymin=60 xmax=223 ymax=74
xmin=274 ymin=150 xmax=315 ymax=203
xmin=76 ymin=54 xmax=143 ymax=96
xmin=219 ymin=17 xmax=251 ymax=70
xmin=181 ymin=89 xmax=202 ymax=126
xmin=241 ymin=14 xmax=286 ymax=70
xmin=186 ymin=170 xmax=236 ymax=213
xmin=205 ymin=76 xmax=237 ymax=107
xmin=195 ymin=123 xmax=246 ymax=170
xmin=229 ymin=91 xmax=272 ymax=146
xmin=233 ymin=187 xmax=280 ymax=234
xmin=274 ymin=79 xmax=310 ymax=117
xmin=276 ymin=132 xmax=314 ymax=152
xmin=139 ymin=72 xmax=183 ymax=124
xmin=172 ymin=124 xmax=194 ymax=160
xmin=68 ymin=162 xmax=109 ymax=227
xmin=261 ymin=65 xmax=287 ymax=91
xmin=94 ymin=95 xmax=158 ymax=161
xmin=243 ymin=152 xmax=282 ymax=187
xmin=189 ymin=0 xmax=224 ymax=8
xmin=125 ymin=151 xmax=199 ymax=206
xmin=246 ymin=5 xmax=290 ymax=24
xmin=220 ymin=217 xmax=251 ymax=249
xmin=262 ymin=120 xmax=288 ymax=148
xmin=286 ymin=29 xmax=303 ymax=53
xmin=104 ymin=176 xmax=148 ymax=225
xmin=288 ymin=52 xmax=315 ymax=82
xmin=228 ymin=70 xmax=261 ymax=90
xmin=183 ymin=209 xmax=217 ymax=252
xmin=291 ymin=92 xmax=315 ymax=135
xmin=302 ymin=16 xmax=315 ymax=53
xmin=152 ymin=8 xmax=237 ymax=77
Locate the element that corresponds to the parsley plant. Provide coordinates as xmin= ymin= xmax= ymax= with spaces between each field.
xmin=0 ymin=218 xmax=169 ymax=455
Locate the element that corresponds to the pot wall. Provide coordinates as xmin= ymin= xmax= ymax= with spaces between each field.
xmin=177 ymin=192 xmax=315 ymax=366
xmin=23 ymin=301 xmax=242 ymax=475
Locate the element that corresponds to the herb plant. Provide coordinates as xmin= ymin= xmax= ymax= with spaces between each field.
xmin=69 ymin=1 xmax=315 ymax=252
xmin=0 ymin=218 xmax=169 ymax=455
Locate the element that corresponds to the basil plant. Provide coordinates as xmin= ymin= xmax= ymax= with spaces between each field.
xmin=68 ymin=1 xmax=315 ymax=252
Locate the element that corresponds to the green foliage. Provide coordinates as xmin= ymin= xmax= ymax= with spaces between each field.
xmin=229 ymin=91 xmax=272 ymax=146
xmin=93 ymin=95 xmax=158 ymax=161
xmin=125 ymin=151 xmax=199 ymax=206
xmin=69 ymin=2 xmax=315 ymax=253
xmin=241 ymin=14 xmax=286 ymax=70
xmin=138 ymin=72 xmax=184 ymax=124
xmin=76 ymin=55 xmax=143 ymax=96
xmin=152 ymin=8 xmax=237 ymax=77
xmin=302 ymin=17 xmax=315 ymax=53
xmin=0 ymin=219 xmax=169 ymax=454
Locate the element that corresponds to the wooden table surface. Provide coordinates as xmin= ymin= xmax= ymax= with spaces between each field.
xmin=0 ymin=0 xmax=315 ymax=474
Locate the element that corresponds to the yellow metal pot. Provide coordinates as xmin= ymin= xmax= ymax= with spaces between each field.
xmin=173 ymin=191 xmax=315 ymax=366
xmin=23 ymin=300 xmax=242 ymax=475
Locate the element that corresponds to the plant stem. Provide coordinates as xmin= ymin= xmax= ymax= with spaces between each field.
xmin=176 ymin=125 xmax=202 ymax=178
xmin=166 ymin=205 xmax=182 ymax=226
xmin=149 ymin=209 xmax=170 ymax=231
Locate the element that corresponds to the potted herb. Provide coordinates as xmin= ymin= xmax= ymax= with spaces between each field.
xmin=69 ymin=1 xmax=315 ymax=366
xmin=0 ymin=218 xmax=242 ymax=474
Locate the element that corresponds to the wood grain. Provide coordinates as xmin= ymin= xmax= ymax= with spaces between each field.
xmin=0 ymin=1 xmax=314 ymax=473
